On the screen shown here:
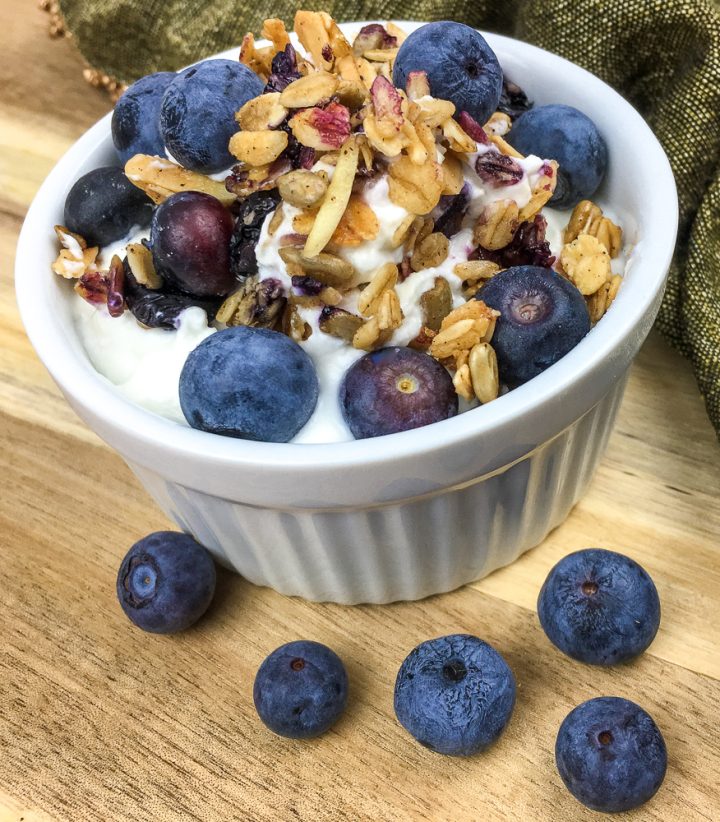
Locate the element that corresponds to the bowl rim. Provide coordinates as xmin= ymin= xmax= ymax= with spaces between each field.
xmin=15 ymin=22 xmax=678 ymax=475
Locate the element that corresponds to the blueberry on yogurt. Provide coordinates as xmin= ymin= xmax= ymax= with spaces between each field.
xmin=116 ymin=531 xmax=216 ymax=634
xmin=478 ymin=266 xmax=591 ymax=387
xmin=150 ymin=191 xmax=236 ymax=297
xmin=179 ymin=326 xmax=319 ymax=442
xmin=63 ymin=167 xmax=153 ymax=246
xmin=160 ymin=59 xmax=264 ymax=173
xmin=507 ymin=104 xmax=608 ymax=209
xmin=253 ymin=641 xmax=349 ymax=739
xmin=340 ymin=347 xmax=458 ymax=439
xmin=394 ymin=634 xmax=516 ymax=756
xmin=393 ymin=22 xmax=503 ymax=127
xmin=111 ymin=72 xmax=176 ymax=163
xmin=538 ymin=549 xmax=661 ymax=665
xmin=556 ymin=697 xmax=667 ymax=812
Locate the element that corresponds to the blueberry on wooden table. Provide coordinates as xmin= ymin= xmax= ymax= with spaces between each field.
xmin=179 ymin=326 xmax=319 ymax=442
xmin=393 ymin=22 xmax=503 ymax=127
xmin=253 ymin=641 xmax=349 ymax=739
xmin=116 ymin=531 xmax=216 ymax=634
xmin=556 ymin=697 xmax=667 ymax=813
xmin=340 ymin=347 xmax=458 ymax=439
xmin=63 ymin=167 xmax=153 ymax=246
xmin=394 ymin=634 xmax=516 ymax=756
xmin=478 ymin=265 xmax=590 ymax=388
xmin=111 ymin=71 xmax=176 ymax=164
xmin=507 ymin=104 xmax=608 ymax=209
xmin=160 ymin=59 xmax=264 ymax=173
xmin=537 ymin=548 xmax=661 ymax=665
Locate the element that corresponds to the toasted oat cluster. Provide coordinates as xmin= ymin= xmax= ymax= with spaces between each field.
xmin=51 ymin=13 xmax=626 ymax=440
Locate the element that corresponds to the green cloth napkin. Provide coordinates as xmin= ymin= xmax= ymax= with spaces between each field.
xmin=58 ymin=0 xmax=720 ymax=437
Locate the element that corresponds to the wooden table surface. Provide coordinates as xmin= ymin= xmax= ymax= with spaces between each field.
xmin=2 ymin=3 xmax=720 ymax=820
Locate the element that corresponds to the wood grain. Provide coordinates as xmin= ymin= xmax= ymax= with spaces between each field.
xmin=1 ymin=2 xmax=719 ymax=820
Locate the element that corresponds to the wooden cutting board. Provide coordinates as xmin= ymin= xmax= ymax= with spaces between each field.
xmin=1 ymin=2 xmax=718 ymax=819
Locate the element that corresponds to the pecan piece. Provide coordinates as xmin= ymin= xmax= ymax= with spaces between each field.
xmin=475 ymin=151 xmax=524 ymax=187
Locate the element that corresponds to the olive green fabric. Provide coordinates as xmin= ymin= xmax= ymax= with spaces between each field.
xmin=58 ymin=0 xmax=720 ymax=436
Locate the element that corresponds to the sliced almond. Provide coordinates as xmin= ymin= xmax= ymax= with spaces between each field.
xmin=261 ymin=18 xmax=291 ymax=52
xmin=304 ymin=136 xmax=359 ymax=258
xmin=414 ymin=97 xmax=455 ymax=128
xmin=442 ymin=118 xmax=477 ymax=153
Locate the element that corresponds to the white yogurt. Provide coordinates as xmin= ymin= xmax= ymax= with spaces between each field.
xmin=71 ymin=147 xmax=625 ymax=442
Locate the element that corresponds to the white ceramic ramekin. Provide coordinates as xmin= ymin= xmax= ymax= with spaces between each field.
xmin=16 ymin=23 xmax=677 ymax=603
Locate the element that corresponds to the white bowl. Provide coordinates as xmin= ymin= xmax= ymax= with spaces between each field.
xmin=16 ymin=22 xmax=677 ymax=603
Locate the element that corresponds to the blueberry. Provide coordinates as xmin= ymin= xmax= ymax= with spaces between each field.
xmin=507 ymin=104 xmax=608 ymax=209
xmin=556 ymin=697 xmax=667 ymax=812
xmin=394 ymin=634 xmax=515 ymax=756
xmin=537 ymin=548 xmax=661 ymax=665
xmin=478 ymin=265 xmax=590 ymax=388
xmin=63 ymin=167 xmax=153 ymax=246
xmin=150 ymin=191 xmax=236 ymax=297
xmin=253 ymin=641 xmax=348 ymax=739
xmin=111 ymin=72 xmax=176 ymax=164
xmin=160 ymin=59 xmax=264 ymax=173
xmin=179 ymin=326 xmax=319 ymax=442
xmin=393 ymin=22 xmax=502 ymax=127
xmin=116 ymin=531 xmax=216 ymax=634
xmin=340 ymin=347 xmax=457 ymax=440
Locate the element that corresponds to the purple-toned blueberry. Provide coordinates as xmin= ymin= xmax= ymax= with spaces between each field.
xmin=394 ymin=634 xmax=516 ymax=756
xmin=253 ymin=640 xmax=348 ymax=739
xmin=63 ymin=167 xmax=153 ymax=247
xmin=116 ymin=531 xmax=216 ymax=634
xmin=478 ymin=266 xmax=590 ymax=387
xmin=150 ymin=191 xmax=235 ymax=297
xmin=179 ymin=326 xmax=318 ymax=442
xmin=556 ymin=697 xmax=667 ymax=812
xmin=340 ymin=347 xmax=457 ymax=440
xmin=393 ymin=22 xmax=502 ymax=127
xmin=538 ymin=549 xmax=661 ymax=665
xmin=160 ymin=59 xmax=263 ymax=173
xmin=507 ymin=104 xmax=608 ymax=209
xmin=111 ymin=72 xmax=176 ymax=163
xmin=229 ymin=188 xmax=282 ymax=279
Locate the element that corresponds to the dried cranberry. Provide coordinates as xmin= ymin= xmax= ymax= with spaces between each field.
xmin=457 ymin=111 xmax=489 ymax=144
xmin=434 ymin=184 xmax=470 ymax=238
xmin=123 ymin=259 xmax=222 ymax=330
xmin=263 ymin=44 xmax=301 ymax=93
xmin=229 ymin=189 xmax=282 ymax=279
xmin=497 ymin=78 xmax=533 ymax=121
xmin=475 ymin=151 xmax=524 ymax=187
xmin=472 ymin=215 xmax=555 ymax=269
xmin=249 ymin=278 xmax=286 ymax=327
